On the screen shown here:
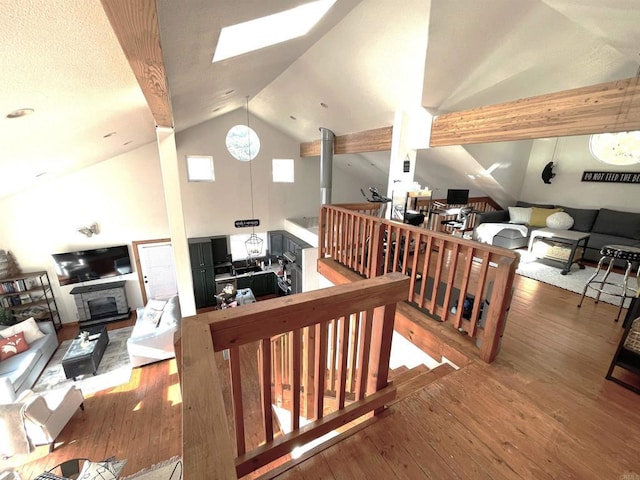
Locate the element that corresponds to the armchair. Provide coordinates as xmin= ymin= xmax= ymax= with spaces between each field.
xmin=22 ymin=385 xmax=84 ymax=452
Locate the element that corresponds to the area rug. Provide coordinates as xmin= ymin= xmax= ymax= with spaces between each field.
xmin=32 ymin=326 xmax=133 ymax=396
xmin=121 ymin=456 xmax=182 ymax=480
xmin=515 ymin=251 xmax=637 ymax=307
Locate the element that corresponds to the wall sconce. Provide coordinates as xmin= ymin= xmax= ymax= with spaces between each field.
xmin=77 ymin=222 xmax=100 ymax=237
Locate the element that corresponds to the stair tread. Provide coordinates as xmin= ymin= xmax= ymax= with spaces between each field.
xmin=391 ymin=363 xmax=456 ymax=404
xmin=391 ymin=363 xmax=430 ymax=384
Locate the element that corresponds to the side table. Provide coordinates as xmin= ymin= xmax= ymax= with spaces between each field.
xmin=528 ymin=227 xmax=590 ymax=275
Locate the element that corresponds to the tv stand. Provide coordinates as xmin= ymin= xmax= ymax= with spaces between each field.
xmin=70 ymin=281 xmax=130 ymax=327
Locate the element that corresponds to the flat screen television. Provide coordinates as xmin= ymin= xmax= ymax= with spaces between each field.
xmin=52 ymin=245 xmax=132 ymax=286
xmin=446 ymin=189 xmax=469 ymax=205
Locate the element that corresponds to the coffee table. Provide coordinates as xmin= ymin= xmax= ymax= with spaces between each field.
xmin=62 ymin=325 xmax=109 ymax=380
xmin=528 ymin=227 xmax=590 ymax=275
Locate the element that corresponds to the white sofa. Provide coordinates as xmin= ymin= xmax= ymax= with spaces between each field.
xmin=0 ymin=319 xmax=58 ymax=403
xmin=126 ymin=295 xmax=181 ymax=368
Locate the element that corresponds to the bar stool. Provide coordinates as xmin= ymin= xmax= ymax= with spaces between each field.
xmin=578 ymin=244 xmax=640 ymax=322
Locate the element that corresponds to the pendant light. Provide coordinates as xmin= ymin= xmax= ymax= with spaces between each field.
xmin=243 ymin=96 xmax=263 ymax=257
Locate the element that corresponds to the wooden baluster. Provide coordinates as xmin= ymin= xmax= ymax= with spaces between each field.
xmin=329 ymin=208 xmax=336 ymax=258
xmin=336 ymin=315 xmax=350 ymax=409
xmin=400 ymin=227 xmax=412 ymax=274
xmin=319 ymin=206 xmax=327 ymax=258
xmin=290 ymin=328 xmax=301 ymax=431
xmin=417 ymin=235 xmax=433 ymax=308
xmin=328 ymin=319 xmax=337 ymax=394
xmin=302 ymin=325 xmax=316 ymax=419
xmin=260 ymin=338 xmax=274 ymax=442
xmin=367 ymin=304 xmax=396 ymax=405
xmin=347 ymin=313 xmax=359 ymax=394
xmin=408 ymin=231 xmax=421 ymax=303
xmin=314 ymin=321 xmax=328 ymax=420
xmin=468 ymin=249 xmax=490 ymax=338
xmin=229 ymin=346 xmax=245 ymax=455
xmin=429 ymin=238 xmax=445 ymax=315
xmin=273 ymin=337 xmax=283 ymax=407
xmin=347 ymin=213 xmax=355 ymax=268
xmin=355 ymin=309 xmax=373 ymax=400
xmin=441 ymin=243 xmax=460 ymax=324
xmin=353 ymin=216 xmax=361 ymax=273
xmin=453 ymin=245 xmax=474 ymax=330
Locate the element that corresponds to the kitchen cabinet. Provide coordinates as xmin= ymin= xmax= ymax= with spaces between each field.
xmin=192 ymin=266 xmax=216 ymax=309
xmin=188 ymin=238 xmax=214 ymax=269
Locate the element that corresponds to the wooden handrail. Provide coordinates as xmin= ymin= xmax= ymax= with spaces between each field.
xmin=182 ymin=273 xmax=409 ymax=479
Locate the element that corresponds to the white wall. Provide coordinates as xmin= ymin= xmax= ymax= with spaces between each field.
xmin=176 ymin=110 xmax=321 ymax=237
xmin=0 ymin=142 xmax=169 ymax=324
xmin=519 ymin=135 xmax=640 ymax=211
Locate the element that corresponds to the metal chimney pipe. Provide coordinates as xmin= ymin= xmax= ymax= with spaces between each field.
xmin=319 ymin=127 xmax=335 ymax=205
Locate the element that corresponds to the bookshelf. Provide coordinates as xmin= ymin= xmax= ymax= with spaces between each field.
xmin=0 ymin=270 xmax=62 ymax=330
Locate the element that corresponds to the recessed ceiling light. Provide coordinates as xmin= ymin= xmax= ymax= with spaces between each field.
xmin=212 ymin=0 xmax=337 ymax=63
xmin=103 ymin=132 xmax=116 ymax=138
xmin=289 ymin=115 xmax=297 ymax=120
xmin=212 ymin=106 xmax=222 ymax=113
xmin=223 ymin=89 xmax=234 ymax=96
xmin=6 ymin=108 xmax=34 ymax=119
xmin=35 ymin=172 xmax=47 ymax=178
xmin=320 ymin=102 xmax=328 ymax=108
xmin=123 ymin=141 xmax=132 ymax=146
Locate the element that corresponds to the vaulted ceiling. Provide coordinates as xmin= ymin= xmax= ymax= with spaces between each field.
xmin=1 ymin=0 xmax=639 ymax=201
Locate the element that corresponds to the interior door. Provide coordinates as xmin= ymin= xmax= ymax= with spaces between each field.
xmin=136 ymin=240 xmax=178 ymax=303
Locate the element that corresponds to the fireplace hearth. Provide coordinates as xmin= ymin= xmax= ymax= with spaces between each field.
xmin=70 ymin=281 xmax=130 ymax=327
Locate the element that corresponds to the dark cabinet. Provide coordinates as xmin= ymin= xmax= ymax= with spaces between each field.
xmin=289 ymin=265 xmax=302 ymax=294
xmin=236 ymin=272 xmax=278 ymax=297
xmin=189 ymin=237 xmax=219 ymax=308
xmin=191 ymin=266 xmax=216 ymax=309
xmin=269 ymin=231 xmax=284 ymax=257
xmin=188 ymin=239 xmax=214 ymax=269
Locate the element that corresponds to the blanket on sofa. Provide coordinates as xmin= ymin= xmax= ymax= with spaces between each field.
xmin=474 ymin=223 xmax=529 ymax=245
xmin=0 ymin=402 xmax=31 ymax=456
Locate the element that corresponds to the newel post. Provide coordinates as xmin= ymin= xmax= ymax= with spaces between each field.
xmin=479 ymin=256 xmax=517 ymax=362
xmin=367 ymin=303 xmax=397 ymax=410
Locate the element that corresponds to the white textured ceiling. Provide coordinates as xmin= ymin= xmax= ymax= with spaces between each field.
xmin=0 ymin=0 xmax=156 ymax=199
xmin=1 ymin=0 xmax=639 ymax=201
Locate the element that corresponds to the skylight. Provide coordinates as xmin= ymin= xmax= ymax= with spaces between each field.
xmin=212 ymin=0 xmax=337 ymax=63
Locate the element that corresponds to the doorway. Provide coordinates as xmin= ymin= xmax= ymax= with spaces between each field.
xmin=132 ymin=239 xmax=178 ymax=304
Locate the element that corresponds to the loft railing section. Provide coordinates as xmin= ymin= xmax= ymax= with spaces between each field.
xmin=318 ymin=202 xmax=518 ymax=363
xmin=182 ymin=273 xmax=409 ymax=479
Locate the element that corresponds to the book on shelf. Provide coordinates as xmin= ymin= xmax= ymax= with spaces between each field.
xmin=19 ymin=293 xmax=31 ymax=304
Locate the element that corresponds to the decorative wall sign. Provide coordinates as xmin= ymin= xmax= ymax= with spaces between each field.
xmin=403 ymin=160 xmax=410 ymax=173
xmin=581 ymin=171 xmax=640 ymax=183
xmin=235 ymin=219 xmax=260 ymax=228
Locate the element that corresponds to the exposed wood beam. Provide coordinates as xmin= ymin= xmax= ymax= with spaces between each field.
xmin=430 ymin=76 xmax=640 ymax=147
xmin=300 ymin=126 xmax=393 ymax=157
xmin=101 ymin=0 xmax=173 ymax=128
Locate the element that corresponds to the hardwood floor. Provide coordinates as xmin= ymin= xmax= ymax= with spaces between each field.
xmin=0 ymin=317 xmax=182 ymax=480
xmin=274 ymin=275 xmax=640 ymax=479
xmin=2 ymin=273 xmax=639 ymax=479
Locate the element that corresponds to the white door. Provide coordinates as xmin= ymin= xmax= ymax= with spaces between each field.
xmin=137 ymin=242 xmax=178 ymax=301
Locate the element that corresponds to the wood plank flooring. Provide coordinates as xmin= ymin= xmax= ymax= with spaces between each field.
xmin=0 ymin=318 xmax=183 ymax=480
xmin=274 ymin=274 xmax=640 ymax=479
xmin=3 ymin=272 xmax=640 ymax=479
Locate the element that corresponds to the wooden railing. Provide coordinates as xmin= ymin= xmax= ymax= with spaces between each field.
xmin=318 ymin=203 xmax=519 ymax=363
xmin=182 ymin=273 xmax=410 ymax=479
xmin=419 ymin=195 xmax=501 ymax=233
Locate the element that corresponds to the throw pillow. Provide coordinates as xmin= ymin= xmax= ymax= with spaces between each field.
xmin=77 ymin=459 xmax=126 ymax=480
xmin=508 ymin=206 xmax=532 ymax=224
xmin=0 ymin=317 xmax=45 ymax=343
xmin=0 ymin=331 xmax=29 ymax=361
xmin=529 ymin=207 xmax=563 ymax=227
xmin=546 ymin=211 xmax=574 ymax=230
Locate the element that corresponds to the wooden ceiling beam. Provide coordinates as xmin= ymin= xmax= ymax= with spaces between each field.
xmin=430 ymin=76 xmax=640 ymax=147
xmin=101 ymin=0 xmax=173 ymax=128
xmin=300 ymin=126 xmax=393 ymax=157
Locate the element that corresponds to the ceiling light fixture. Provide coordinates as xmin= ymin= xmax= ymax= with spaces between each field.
xmin=589 ymin=131 xmax=640 ymax=165
xmin=212 ymin=0 xmax=336 ymax=63
xmin=6 ymin=108 xmax=34 ymax=119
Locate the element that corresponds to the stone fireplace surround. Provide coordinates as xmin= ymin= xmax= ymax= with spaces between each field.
xmin=70 ymin=280 xmax=130 ymax=327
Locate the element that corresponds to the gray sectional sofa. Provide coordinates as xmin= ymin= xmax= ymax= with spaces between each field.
xmin=0 ymin=320 xmax=58 ymax=403
xmin=475 ymin=201 xmax=640 ymax=265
